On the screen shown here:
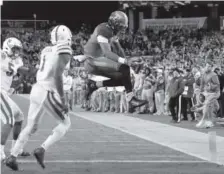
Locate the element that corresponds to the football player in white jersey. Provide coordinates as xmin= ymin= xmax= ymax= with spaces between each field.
xmin=6 ymin=25 xmax=73 ymax=171
xmin=1 ymin=37 xmax=31 ymax=162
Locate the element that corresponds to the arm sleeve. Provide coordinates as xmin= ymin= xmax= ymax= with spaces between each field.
xmin=56 ymin=43 xmax=73 ymax=55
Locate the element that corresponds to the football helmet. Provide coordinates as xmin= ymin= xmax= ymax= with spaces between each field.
xmin=2 ymin=37 xmax=23 ymax=58
xmin=108 ymin=11 xmax=128 ymax=34
xmin=50 ymin=25 xmax=72 ymax=46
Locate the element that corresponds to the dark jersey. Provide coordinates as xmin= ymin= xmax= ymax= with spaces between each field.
xmin=84 ymin=23 xmax=113 ymax=58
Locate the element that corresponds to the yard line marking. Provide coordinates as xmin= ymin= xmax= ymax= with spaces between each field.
xmin=18 ymin=160 xmax=208 ymax=164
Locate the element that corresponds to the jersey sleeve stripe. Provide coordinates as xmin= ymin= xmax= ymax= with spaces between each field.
xmin=57 ymin=49 xmax=72 ymax=55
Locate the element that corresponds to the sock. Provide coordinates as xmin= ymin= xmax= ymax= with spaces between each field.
xmin=11 ymin=140 xmax=16 ymax=152
xmin=41 ymin=125 xmax=66 ymax=151
xmin=11 ymin=140 xmax=23 ymax=154
xmin=11 ymin=128 xmax=30 ymax=157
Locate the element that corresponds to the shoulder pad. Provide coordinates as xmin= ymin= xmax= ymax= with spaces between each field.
xmin=56 ymin=43 xmax=73 ymax=55
xmin=97 ymin=23 xmax=113 ymax=39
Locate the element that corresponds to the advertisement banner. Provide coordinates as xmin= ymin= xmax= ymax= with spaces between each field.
xmin=142 ymin=17 xmax=207 ymax=30
xmin=1 ymin=20 xmax=49 ymax=30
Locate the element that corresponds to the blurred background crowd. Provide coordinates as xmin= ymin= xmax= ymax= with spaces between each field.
xmin=1 ymin=1 xmax=224 ymax=126
xmin=2 ymin=25 xmax=223 ymax=121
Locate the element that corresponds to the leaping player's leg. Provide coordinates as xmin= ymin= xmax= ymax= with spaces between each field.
xmin=0 ymin=92 xmax=14 ymax=162
xmin=33 ymin=91 xmax=71 ymax=169
xmin=84 ymin=57 xmax=147 ymax=112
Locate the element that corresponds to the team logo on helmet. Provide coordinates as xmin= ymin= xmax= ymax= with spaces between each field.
xmin=108 ymin=11 xmax=128 ymax=34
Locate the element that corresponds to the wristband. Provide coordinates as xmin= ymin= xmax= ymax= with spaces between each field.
xmin=118 ymin=57 xmax=126 ymax=64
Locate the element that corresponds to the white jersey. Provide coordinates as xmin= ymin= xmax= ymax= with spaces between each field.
xmin=36 ymin=43 xmax=72 ymax=92
xmin=1 ymin=50 xmax=23 ymax=92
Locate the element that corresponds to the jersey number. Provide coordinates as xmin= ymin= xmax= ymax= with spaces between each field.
xmin=6 ymin=63 xmax=14 ymax=76
xmin=40 ymin=56 xmax=46 ymax=71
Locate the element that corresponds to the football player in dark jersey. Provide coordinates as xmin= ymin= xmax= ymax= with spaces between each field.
xmin=83 ymin=11 xmax=147 ymax=112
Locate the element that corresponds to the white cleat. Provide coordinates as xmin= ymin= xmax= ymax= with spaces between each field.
xmin=204 ymin=120 xmax=214 ymax=128
xmin=196 ymin=119 xmax=205 ymax=128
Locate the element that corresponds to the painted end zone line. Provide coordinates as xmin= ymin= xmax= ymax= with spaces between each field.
xmin=18 ymin=160 xmax=208 ymax=164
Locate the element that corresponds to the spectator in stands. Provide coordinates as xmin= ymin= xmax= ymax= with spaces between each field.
xmin=196 ymin=61 xmax=220 ymax=128
xmin=168 ymin=68 xmax=185 ymax=123
xmin=154 ymin=69 xmax=165 ymax=116
xmin=140 ymin=67 xmax=155 ymax=114
xmin=180 ymin=68 xmax=196 ymax=121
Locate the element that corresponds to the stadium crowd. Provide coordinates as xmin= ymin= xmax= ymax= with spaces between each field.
xmin=2 ymin=24 xmax=224 ymax=127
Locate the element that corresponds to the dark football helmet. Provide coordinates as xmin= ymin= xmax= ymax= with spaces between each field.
xmin=108 ymin=11 xmax=128 ymax=34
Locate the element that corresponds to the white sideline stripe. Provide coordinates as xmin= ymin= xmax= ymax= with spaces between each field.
xmin=17 ymin=95 xmax=224 ymax=165
xmin=71 ymin=112 xmax=224 ymax=166
xmin=18 ymin=160 xmax=208 ymax=164
xmin=8 ymin=140 xmax=144 ymax=143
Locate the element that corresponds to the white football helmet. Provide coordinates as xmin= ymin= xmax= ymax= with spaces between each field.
xmin=2 ymin=37 xmax=23 ymax=58
xmin=50 ymin=25 xmax=72 ymax=46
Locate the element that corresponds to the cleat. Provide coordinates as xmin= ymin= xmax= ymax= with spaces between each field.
xmin=86 ymin=80 xmax=98 ymax=100
xmin=19 ymin=151 xmax=31 ymax=157
xmin=5 ymin=155 xmax=19 ymax=171
xmin=33 ymin=147 xmax=45 ymax=169
xmin=128 ymin=96 xmax=147 ymax=112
